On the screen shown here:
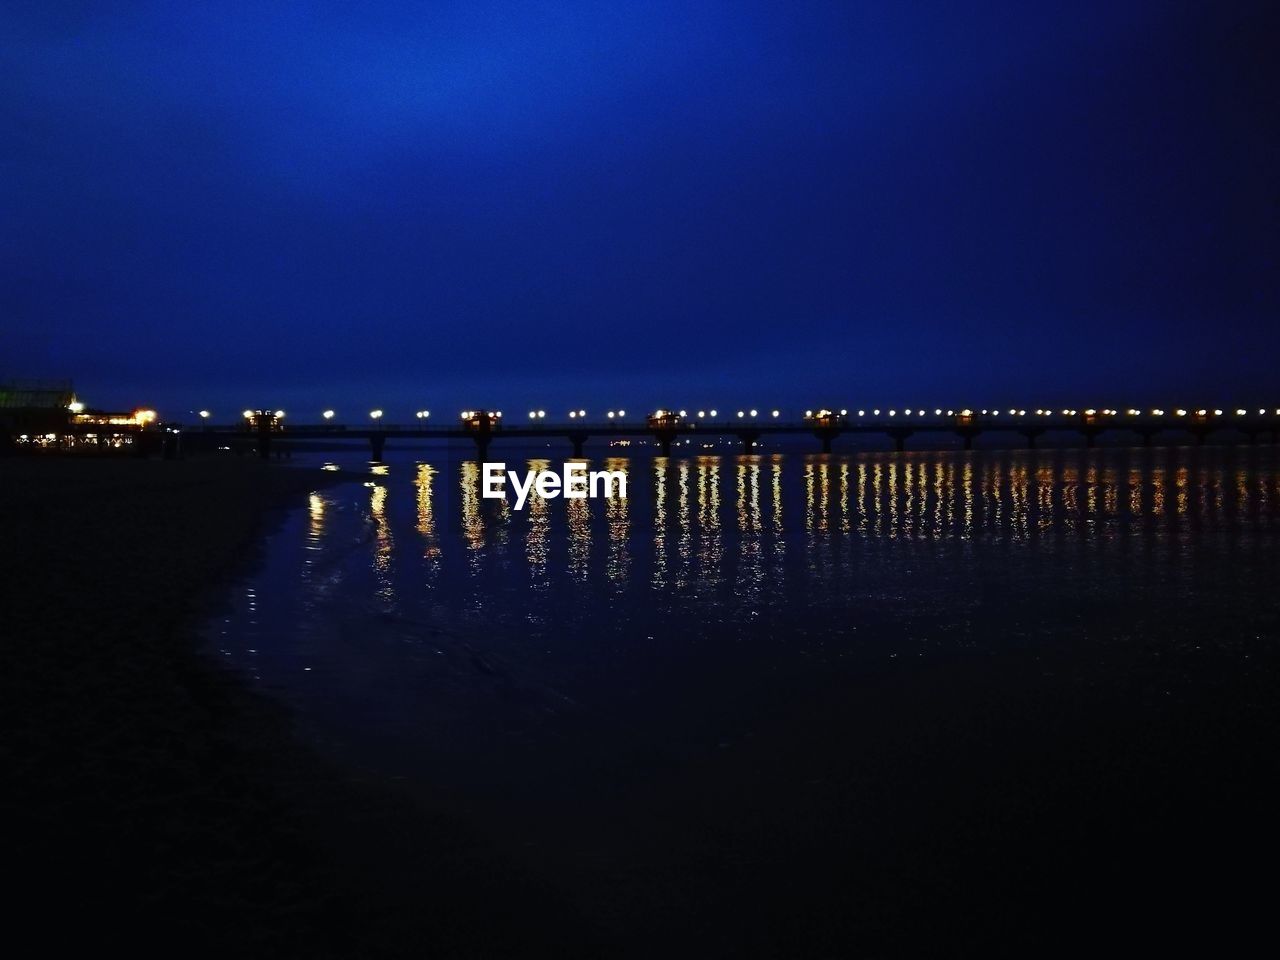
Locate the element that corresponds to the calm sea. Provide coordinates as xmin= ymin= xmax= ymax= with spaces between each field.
xmin=209 ymin=444 xmax=1280 ymax=953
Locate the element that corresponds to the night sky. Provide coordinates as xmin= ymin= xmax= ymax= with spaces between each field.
xmin=3 ymin=1 xmax=1276 ymax=420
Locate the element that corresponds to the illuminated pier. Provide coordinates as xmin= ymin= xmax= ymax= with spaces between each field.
xmin=180 ymin=406 xmax=1280 ymax=460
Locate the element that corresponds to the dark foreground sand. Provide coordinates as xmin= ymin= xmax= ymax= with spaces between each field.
xmin=0 ymin=457 xmax=595 ymax=957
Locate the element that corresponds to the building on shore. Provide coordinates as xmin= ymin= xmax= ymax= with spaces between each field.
xmin=1 ymin=379 xmax=158 ymax=453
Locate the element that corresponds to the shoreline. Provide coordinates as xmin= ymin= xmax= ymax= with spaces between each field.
xmin=0 ymin=455 xmax=596 ymax=956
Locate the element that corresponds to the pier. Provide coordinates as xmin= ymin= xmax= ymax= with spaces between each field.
xmin=178 ymin=406 xmax=1280 ymax=460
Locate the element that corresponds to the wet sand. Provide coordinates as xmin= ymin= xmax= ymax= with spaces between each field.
xmin=0 ymin=457 xmax=597 ymax=957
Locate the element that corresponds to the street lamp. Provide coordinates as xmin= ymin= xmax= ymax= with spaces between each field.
xmin=370 ymin=409 xmax=383 ymax=420
xmin=323 ymin=410 xmax=335 ymax=419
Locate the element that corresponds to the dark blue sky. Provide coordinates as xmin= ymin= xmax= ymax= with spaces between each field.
xmin=3 ymin=1 xmax=1276 ymax=420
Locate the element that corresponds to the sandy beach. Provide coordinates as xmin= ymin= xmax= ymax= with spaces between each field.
xmin=0 ymin=456 xmax=594 ymax=957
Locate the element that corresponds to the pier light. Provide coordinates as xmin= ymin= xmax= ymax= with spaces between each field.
xmin=805 ymin=410 xmax=813 ymax=418
xmin=1085 ymin=408 xmax=1096 ymax=416
xmin=607 ymin=411 xmax=615 ymax=419
xmin=529 ymin=411 xmax=537 ymax=419
xmin=698 ymin=410 xmax=706 ymax=418
xmin=992 ymin=411 xmax=998 ymax=417
xmin=1213 ymin=409 xmax=1223 ymax=416
xmin=858 ymin=410 xmax=865 ymax=417
xmin=198 ymin=410 xmax=210 ymax=419
xmin=840 ymin=409 xmax=848 ymax=416
xmin=737 ymin=410 xmax=745 ymax=418
xmin=1061 ymin=409 xmax=1070 ymax=416
xmin=709 ymin=409 xmax=717 ymax=417
xmin=1236 ymin=409 xmax=1246 ymax=416
xmin=370 ymin=409 xmax=383 ymax=420
xmin=568 ymin=411 xmax=577 ymax=419
xmin=274 ymin=410 xmax=285 ymax=419
xmin=947 ymin=409 xmax=954 ymax=416
xmin=323 ymin=410 xmax=335 ymax=419
xmin=538 ymin=410 xmax=545 ymax=418
xmin=889 ymin=409 xmax=896 ymax=417
xmin=243 ymin=410 xmax=254 ymax=419
xmin=578 ymin=409 xmax=585 ymax=417
xmin=873 ymin=409 xmax=880 ymax=416
xmin=1261 ymin=409 xmax=1268 ymax=415
xmin=1018 ymin=410 xmax=1026 ymax=416
xmin=1035 ymin=409 xmax=1043 ymax=415
xmin=1008 ymin=409 xmax=1016 ymax=415
xmin=1152 ymin=409 xmax=1164 ymax=416
xmin=935 ymin=408 xmax=942 ymax=416
xmin=680 ymin=410 xmax=687 ymax=417
xmin=749 ymin=409 xmax=758 ymax=417
xmin=772 ymin=410 xmax=780 ymax=418
xmin=1176 ymin=409 xmax=1187 ymax=416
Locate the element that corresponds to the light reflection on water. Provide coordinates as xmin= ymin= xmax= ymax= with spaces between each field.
xmin=212 ymin=446 xmax=1280 ymax=745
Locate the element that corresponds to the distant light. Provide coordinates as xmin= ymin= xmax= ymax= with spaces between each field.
xmin=370 ymin=409 xmax=383 ymax=420
xmin=274 ymin=410 xmax=285 ymax=419
xmin=579 ymin=409 xmax=585 ymax=417
xmin=840 ymin=409 xmax=847 ymax=416
xmin=243 ymin=410 xmax=255 ymax=419
xmin=529 ymin=411 xmax=537 ymax=419
xmin=1176 ymin=409 xmax=1187 ymax=416
xmin=568 ymin=411 xmax=577 ymax=419
xmin=709 ymin=409 xmax=717 ymax=417
xmin=1213 ymin=409 xmax=1223 ymax=416
xmin=805 ymin=410 xmax=813 ymax=417
xmin=771 ymin=410 xmax=780 ymax=418
xmin=889 ymin=410 xmax=896 ymax=417
xmin=608 ymin=411 xmax=616 ymax=419
xmin=1018 ymin=410 xmax=1026 ymax=416
xmin=679 ymin=410 xmax=687 ymax=417
xmin=749 ymin=409 xmax=758 ymax=417
xmin=1008 ymin=409 xmax=1016 ymax=415
xmin=68 ymin=401 xmax=85 ymax=414
xmin=935 ymin=408 xmax=942 ymax=416
xmin=858 ymin=410 xmax=865 ymax=417
xmin=538 ymin=410 xmax=545 ymax=419
xmin=698 ymin=410 xmax=706 ymax=418
xmin=323 ymin=410 xmax=335 ymax=419
xmin=618 ymin=410 xmax=625 ymax=417
xmin=198 ymin=410 xmax=210 ymax=419
xmin=873 ymin=409 xmax=880 ymax=416
xmin=134 ymin=409 xmax=157 ymax=425
xmin=737 ymin=410 xmax=745 ymax=418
